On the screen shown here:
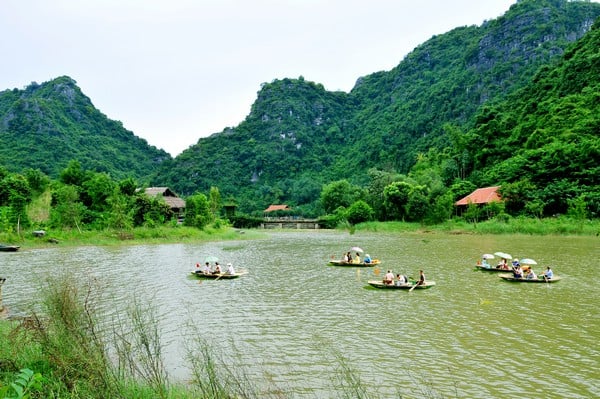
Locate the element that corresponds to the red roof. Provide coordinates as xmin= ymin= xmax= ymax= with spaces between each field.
xmin=455 ymin=186 xmax=502 ymax=206
xmin=264 ymin=204 xmax=291 ymax=212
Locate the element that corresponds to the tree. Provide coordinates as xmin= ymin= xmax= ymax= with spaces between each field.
xmin=0 ymin=173 xmax=33 ymax=228
xmin=405 ymin=185 xmax=428 ymax=222
xmin=106 ymin=187 xmax=133 ymax=230
xmin=208 ymin=186 xmax=222 ymax=222
xmin=320 ymin=180 xmax=361 ymax=214
xmin=185 ymin=193 xmax=212 ymax=229
xmin=59 ymin=160 xmax=86 ymax=187
xmin=50 ymin=184 xmax=85 ymax=231
xmin=345 ymin=200 xmax=374 ymax=225
xmin=383 ymin=181 xmax=412 ymax=221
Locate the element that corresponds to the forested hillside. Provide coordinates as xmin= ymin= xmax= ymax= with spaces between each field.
xmin=465 ymin=16 xmax=600 ymax=217
xmin=0 ymin=76 xmax=170 ymax=181
xmin=1 ymin=0 xmax=599 ymax=223
xmin=153 ymin=0 xmax=600 ymax=216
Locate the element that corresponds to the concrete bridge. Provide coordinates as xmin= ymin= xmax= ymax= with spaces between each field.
xmin=260 ymin=217 xmax=320 ymax=229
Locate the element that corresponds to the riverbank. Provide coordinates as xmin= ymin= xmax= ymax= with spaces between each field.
xmin=1 ymin=216 xmax=598 ymax=250
xmin=356 ymin=216 xmax=600 ymax=236
xmin=0 ymin=225 xmax=267 ymax=249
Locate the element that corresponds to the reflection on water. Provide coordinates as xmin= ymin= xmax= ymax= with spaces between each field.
xmin=1 ymin=231 xmax=599 ymax=398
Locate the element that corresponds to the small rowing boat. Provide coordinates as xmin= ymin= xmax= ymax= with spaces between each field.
xmin=328 ymin=259 xmax=381 ymax=267
xmin=498 ymin=273 xmax=561 ymax=283
xmin=0 ymin=244 xmax=20 ymax=252
xmin=367 ymin=280 xmax=436 ymax=290
xmin=191 ymin=270 xmax=247 ymax=279
xmin=475 ymin=265 xmax=512 ymax=272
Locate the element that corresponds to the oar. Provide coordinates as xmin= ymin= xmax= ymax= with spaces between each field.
xmin=214 ymin=273 xmax=225 ymax=281
xmin=409 ymin=281 xmax=419 ymax=292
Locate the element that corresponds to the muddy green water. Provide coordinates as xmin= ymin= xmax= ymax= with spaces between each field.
xmin=1 ymin=231 xmax=598 ymax=398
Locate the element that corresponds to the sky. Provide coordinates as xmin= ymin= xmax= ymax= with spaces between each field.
xmin=1 ymin=0 xmax=521 ymax=156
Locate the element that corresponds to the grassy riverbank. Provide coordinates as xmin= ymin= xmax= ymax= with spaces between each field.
xmin=0 ymin=225 xmax=267 ymax=249
xmin=2 ymin=216 xmax=598 ymax=249
xmin=356 ymin=216 xmax=600 ymax=236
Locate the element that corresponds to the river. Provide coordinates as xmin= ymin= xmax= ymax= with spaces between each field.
xmin=1 ymin=230 xmax=598 ymax=398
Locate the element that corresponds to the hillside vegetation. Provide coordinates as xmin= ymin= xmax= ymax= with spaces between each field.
xmin=0 ymin=76 xmax=170 ymax=181
xmin=152 ymin=0 xmax=600 ymax=218
xmin=0 ymin=0 xmax=599 ymax=228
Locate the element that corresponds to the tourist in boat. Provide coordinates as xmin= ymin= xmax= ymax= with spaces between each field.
xmin=497 ymin=258 xmax=509 ymax=270
xmin=202 ymin=262 xmax=212 ymax=274
xmin=383 ymin=270 xmax=394 ymax=285
xmin=354 ymin=252 xmax=362 ymax=264
xmin=213 ymin=262 xmax=222 ymax=275
xmin=345 ymin=252 xmax=353 ymax=263
xmin=526 ymin=268 xmax=537 ymax=280
xmin=226 ymin=262 xmax=235 ymax=275
xmin=541 ymin=266 xmax=554 ymax=281
xmin=364 ymin=254 xmax=372 ymax=264
xmin=395 ymin=274 xmax=407 ymax=286
xmin=512 ymin=264 xmax=523 ymax=279
xmin=417 ymin=270 xmax=426 ymax=286
xmin=343 ymin=252 xmax=349 ymax=262
xmin=481 ymin=257 xmax=491 ymax=268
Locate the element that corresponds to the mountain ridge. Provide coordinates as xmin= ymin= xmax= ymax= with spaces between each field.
xmin=1 ymin=0 xmax=599 ymax=218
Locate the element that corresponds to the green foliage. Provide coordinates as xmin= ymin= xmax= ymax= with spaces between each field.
xmin=320 ymin=180 xmax=363 ymax=214
xmin=0 ymin=76 xmax=170 ymax=181
xmin=1 ymin=2 xmax=600 ymax=224
xmin=383 ymin=181 xmax=411 ymax=221
xmin=0 ymin=368 xmax=44 ymax=399
xmin=208 ymin=186 xmax=221 ymax=221
xmin=345 ymin=200 xmax=374 ymax=225
xmin=184 ymin=193 xmax=212 ymax=229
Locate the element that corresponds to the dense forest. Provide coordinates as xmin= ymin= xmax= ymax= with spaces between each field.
xmin=1 ymin=0 xmax=599 ymax=233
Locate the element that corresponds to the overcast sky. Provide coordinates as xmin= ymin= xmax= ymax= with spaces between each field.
xmin=1 ymin=0 xmax=524 ymax=156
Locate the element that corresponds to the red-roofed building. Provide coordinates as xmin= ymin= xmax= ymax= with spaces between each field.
xmin=264 ymin=204 xmax=291 ymax=212
xmin=455 ymin=186 xmax=502 ymax=206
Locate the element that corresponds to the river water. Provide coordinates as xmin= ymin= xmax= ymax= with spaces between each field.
xmin=1 ymin=230 xmax=598 ymax=398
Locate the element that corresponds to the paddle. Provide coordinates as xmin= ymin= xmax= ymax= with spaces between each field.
xmin=409 ymin=282 xmax=418 ymax=292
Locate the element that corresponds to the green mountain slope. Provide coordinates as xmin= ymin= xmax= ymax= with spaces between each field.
xmin=154 ymin=0 xmax=600 ymax=214
xmin=155 ymin=78 xmax=352 ymax=211
xmin=337 ymin=0 xmax=600 ymax=173
xmin=466 ymin=17 xmax=600 ymax=215
xmin=0 ymin=76 xmax=170 ymax=180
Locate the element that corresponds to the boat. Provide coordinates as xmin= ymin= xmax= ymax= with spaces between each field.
xmin=498 ymin=273 xmax=561 ymax=283
xmin=190 ymin=270 xmax=247 ymax=279
xmin=475 ymin=265 xmax=512 ymax=272
xmin=367 ymin=280 xmax=436 ymax=289
xmin=0 ymin=244 xmax=20 ymax=252
xmin=328 ymin=259 xmax=381 ymax=267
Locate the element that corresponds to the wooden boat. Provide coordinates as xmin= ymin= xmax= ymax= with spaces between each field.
xmin=0 ymin=244 xmax=20 ymax=252
xmin=328 ymin=259 xmax=381 ymax=267
xmin=475 ymin=265 xmax=512 ymax=272
xmin=498 ymin=273 xmax=561 ymax=283
xmin=367 ymin=280 xmax=436 ymax=290
xmin=190 ymin=270 xmax=247 ymax=279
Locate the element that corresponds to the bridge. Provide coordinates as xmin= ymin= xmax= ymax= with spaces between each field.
xmin=260 ymin=217 xmax=320 ymax=229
